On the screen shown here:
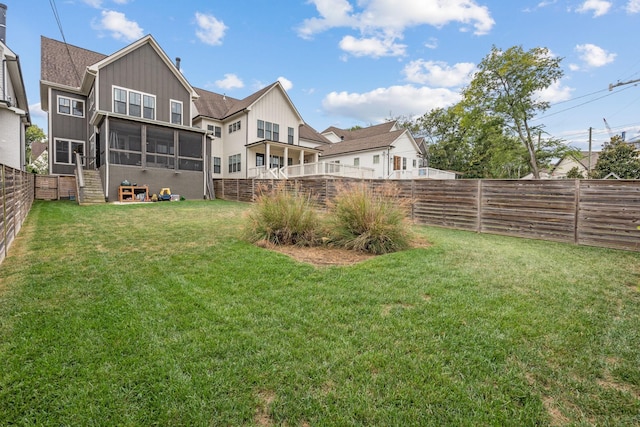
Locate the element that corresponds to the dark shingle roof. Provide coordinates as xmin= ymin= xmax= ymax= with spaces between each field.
xmin=299 ymin=123 xmax=331 ymax=145
xmin=41 ymin=36 xmax=107 ymax=87
xmin=322 ymin=121 xmax=397 ymax=142
xmin=320 ymin=129 xmax=405 ymax=157
xmin=193 ymin=83 xmax=279 ymax=120
xmin=193 ymin=87 xmax=241 ymax=119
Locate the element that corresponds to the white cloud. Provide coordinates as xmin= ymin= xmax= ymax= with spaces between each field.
xmin=339 ymin=34 xmax=406 ymax=58
xmin=535 ymin=80 xmax=574 ymax=103
xmin=575 ymin=43 xmax=616 ymax=67
xmin=576 ymin=0 xmax=612 ymax=17
xmin=277 ymin=77 xmax=293 ymax=91
xmin=424 ymin=37 xmax=438 ymax=49
xmin=626 ymin=0 xmax=640 ymax=13
xmin=215 ymin=74 xmax=244 ymax=90
xmin=403 ymin=60 xmax=475 ymax=87
xmin=93 ymin=10 xmax=143 ymax=42
xmin=83 ymin=0 xmax=103 ymax=7
xmin=322 ymin=84 xmax=461 ymax=123
xmin=298 ymin=0 xmax=494 ymax=58
xmin=195 ymin=12 xmax=227 ymax=46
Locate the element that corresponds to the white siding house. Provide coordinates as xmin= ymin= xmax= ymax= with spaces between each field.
xmin=193 ymin=82 xmax=329 ymax=179
xmin=0 ymin=35 xmax=30 ymax=170
xmin=320 ymin=122 xmax=448 ymax=179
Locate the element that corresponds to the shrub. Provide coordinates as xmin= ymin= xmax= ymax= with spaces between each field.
xmin=326 ymin=182 xmax=413 ymax=255
xmin=243 ymin=182 xmax=321 ymax=246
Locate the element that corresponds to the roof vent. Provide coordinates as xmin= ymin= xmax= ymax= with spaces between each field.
xmin=0 ymin=3 xmax=7 ymax=44
xmin=175 ymin=57 xmax=181 ymax=70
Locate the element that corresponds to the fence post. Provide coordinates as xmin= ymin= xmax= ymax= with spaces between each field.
xmin=477 ymin=179 xmax=483 ymax=233
xmin=574 ymin=179 xmax=581 ymax=245
xmin=2 ymin=165 xmax=6 ymax=260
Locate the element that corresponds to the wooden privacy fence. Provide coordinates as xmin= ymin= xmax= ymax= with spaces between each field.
xmin=214 ymin=178 xmax=640 ymax=252
xmin=34 ymin=175 xmax=77 ymax=200
xmin=0 ymin=165 xmax=35 ymax=264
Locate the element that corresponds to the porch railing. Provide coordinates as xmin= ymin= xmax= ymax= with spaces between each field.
xmin=388 ymin=167 xmax=457 ymax=180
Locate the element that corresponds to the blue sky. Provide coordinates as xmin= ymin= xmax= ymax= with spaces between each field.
xmin=5 ymin=0 xmax=640 ymax=150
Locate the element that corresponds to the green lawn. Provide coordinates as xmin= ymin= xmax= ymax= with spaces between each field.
xmin=1 ymin=200 xmax=639 ymax=426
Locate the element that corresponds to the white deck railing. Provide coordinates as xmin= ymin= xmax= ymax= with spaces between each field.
xmin=247 ymin=164 xmax=455 ymax=180
xmin=248 ymin=162 xmax=375 ymax=180
xmin=388 ymin=167 xmax=457 ymax=180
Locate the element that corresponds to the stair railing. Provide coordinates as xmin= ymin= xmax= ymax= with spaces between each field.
xmin=75 ymin=152 xmax=85 ymax=189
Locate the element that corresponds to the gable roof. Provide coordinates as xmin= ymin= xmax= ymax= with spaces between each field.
xmin=319 ymin=121 xmax=420 ymax=157
xmin=1 ymin=40 xmax=30 ymax=121
xmin=322 ymin=121 xmax=398 ymax=142
xmin=40 ymin=36 xmax=107 ymax=89
xmin=320 ymin=128 xmax=406 ymax=157
xmin=299 ymin=123 xmax=332 ymax=145
xmin=555 ymin=151 xmax=600 ymax=170
xmin=194 ymin=82 xmax=303 ymax=122
xmin=193 ymin=87 xmax=241 ymax=119
xmin=40 ymin=35 xmax=198 ymax=110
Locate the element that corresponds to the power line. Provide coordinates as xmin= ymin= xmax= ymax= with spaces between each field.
xmin=533 ymin=84 xmax=637 ymax=121
xmin=48 ymin=0 xmax=81 ymax=85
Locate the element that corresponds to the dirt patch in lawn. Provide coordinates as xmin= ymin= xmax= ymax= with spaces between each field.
xmin=255 ymin=236 xmax=430 ymax=267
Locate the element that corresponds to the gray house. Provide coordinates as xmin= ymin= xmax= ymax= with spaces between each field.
xmin=40 ymin=35 xmax=208 ymax=201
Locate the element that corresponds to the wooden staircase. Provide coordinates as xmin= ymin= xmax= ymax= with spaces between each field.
xmin=76 ymin=169 xmax=106 ymax=205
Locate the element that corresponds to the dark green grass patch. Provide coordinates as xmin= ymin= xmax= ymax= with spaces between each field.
xmin=0 ymin=200 xmax=638 ymax=425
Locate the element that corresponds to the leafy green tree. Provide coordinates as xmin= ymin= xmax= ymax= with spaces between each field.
xmin=566 ymin=166 xmax=584 ymax=179
xmin=25 ymin=124 xmax=47 ymax=174
xmin=593 ymin=135 xmax=640 ymax=179
xmin=462 ymin=45 xmax=569 ymax=178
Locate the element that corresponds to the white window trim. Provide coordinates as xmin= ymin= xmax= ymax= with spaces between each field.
xmin=57 ymin=95 xmax=85 ymax=118
xmin=54 ymin=138 xmax=85 ymax=165
xmin=170 ymin=99 xmax=183 ymax=126
xmin=112 ymin=85 xmax=156 ymax=120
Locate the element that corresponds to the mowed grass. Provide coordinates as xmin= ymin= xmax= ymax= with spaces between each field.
xmin=0 ymin=200 xmax=639 ymax=426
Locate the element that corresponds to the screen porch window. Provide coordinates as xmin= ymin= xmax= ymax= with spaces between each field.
xmin=146 ymin=125 xmax=175 ymax=169
xmin=109 ymin=120 xmax=142 ymax=166
xmin=178 ymin=131 xmax=203 ymax=171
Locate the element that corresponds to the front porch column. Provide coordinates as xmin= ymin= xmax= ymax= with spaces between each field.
xmin=265 ymin=142 xmax=271 ymax=168
xmin=283 ymin=146 xmax=289 ymax=168
xmin=299 ymin=149 xmax=304 ymax=165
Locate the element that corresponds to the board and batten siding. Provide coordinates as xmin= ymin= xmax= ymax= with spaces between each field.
xmin=97 ymin=43 xmax=191 ymax=125
xmin=246 ymin=88 xmax=303 ymax=146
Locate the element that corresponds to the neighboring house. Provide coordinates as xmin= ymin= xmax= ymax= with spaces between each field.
xmin=0 ymin=3 xmax=30 ymax=170
xmin=28 ymin=141 xmax=48 ymax=174
xmin=320 ymin=121 xmax=453 ymax=179
xmin=41 ymin=34 xmax=335 ymax=198
xmin=551 ymin=151 xmax=600 ymax=179
xmin=40 ymin=35 xmax=208 ymax=200
xmin=192 ymin=83 xmax=329 ymax=180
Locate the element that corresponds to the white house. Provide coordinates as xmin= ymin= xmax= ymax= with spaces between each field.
xmin=192 ymin=82 xmax=331 ymax=180
xmin=551 ymin=151 xmax=600 ymax=179
xmin=320 ymin=121 xmax=454 ymax=179
xmin=0 ymin=4 xmax=30 ymax=171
